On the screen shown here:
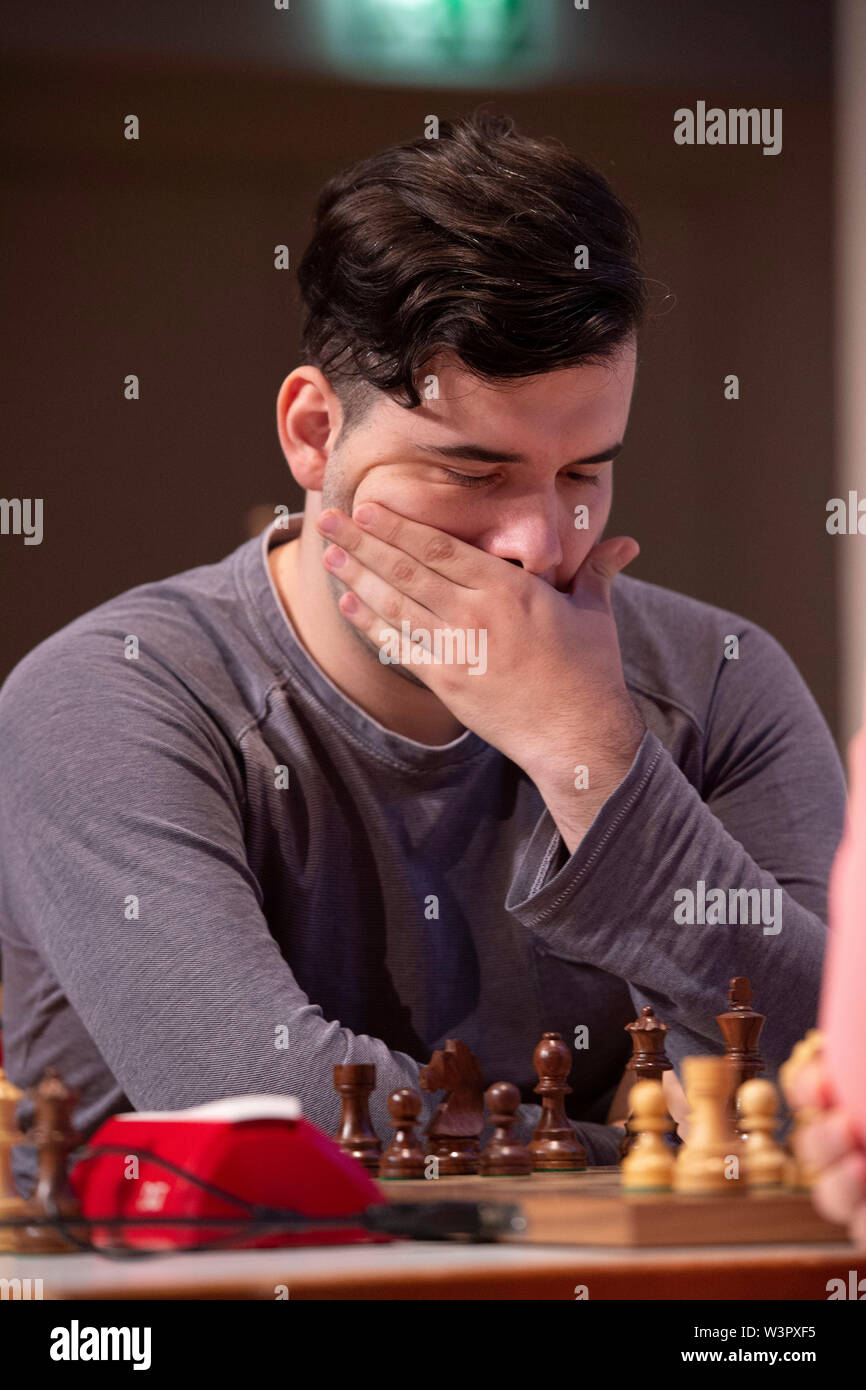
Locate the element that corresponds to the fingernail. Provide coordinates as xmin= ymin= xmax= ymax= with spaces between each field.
xmin=324 ymin=545 xmax=346 ymax=568
xmin=318 ymin=513 xmax=338 ymax=535
xmin=354 ymin=504 xmax=375 ymax=526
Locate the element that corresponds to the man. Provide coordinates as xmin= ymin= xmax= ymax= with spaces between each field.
xmin=0 ymin=112 xmax=846 ymax=1188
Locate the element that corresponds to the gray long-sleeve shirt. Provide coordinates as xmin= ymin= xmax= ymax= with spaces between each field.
xmin=0 ymin=514 xmax=847 ymax=1189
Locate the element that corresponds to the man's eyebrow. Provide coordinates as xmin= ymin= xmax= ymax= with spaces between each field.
xmin=414 ymin=441 xmax=624 ymax=466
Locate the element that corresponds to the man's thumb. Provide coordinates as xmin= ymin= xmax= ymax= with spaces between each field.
xmin=572 ymin=536 xmax=640 ymax=599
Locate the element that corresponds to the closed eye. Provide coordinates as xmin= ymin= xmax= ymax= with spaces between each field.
xmin=442 ymin=469 xmax=601 ymax=488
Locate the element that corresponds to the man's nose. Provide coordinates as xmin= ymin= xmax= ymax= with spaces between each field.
xmin=485 ymin=511 xmax=563 ymax=577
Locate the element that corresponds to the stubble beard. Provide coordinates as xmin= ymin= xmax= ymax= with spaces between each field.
xmin=319 ymin=459 xmax=428 ymax=691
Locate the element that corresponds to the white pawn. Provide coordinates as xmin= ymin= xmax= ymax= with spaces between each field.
xmin=737 ymin=1078 xmax=786 ymax=1188
xmin=779 ymin=1030 xmax=824 ymax=1189
xmin=621 ymin=1080 xmax=676 ymax=1191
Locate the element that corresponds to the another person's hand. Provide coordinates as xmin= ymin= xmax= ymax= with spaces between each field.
xmin=786 ymin=1057 xmax=866 ymax=1246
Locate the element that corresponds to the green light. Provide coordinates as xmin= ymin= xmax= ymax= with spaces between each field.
xmin=318 ymin=0 xmax=556 ymax=87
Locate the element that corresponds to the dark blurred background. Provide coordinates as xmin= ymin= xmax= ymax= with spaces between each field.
xmin=0 ymin=0 xmax=853 ymax=743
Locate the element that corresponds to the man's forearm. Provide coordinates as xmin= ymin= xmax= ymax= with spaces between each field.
xmin=529 ymin=700 xmax=646 ymax=854
xmin=507 ymin=731 xmax=835 ymax=1075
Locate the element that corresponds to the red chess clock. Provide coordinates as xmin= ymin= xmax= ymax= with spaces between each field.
xmin=70 ymin=1095 xmax=388 ymax=1251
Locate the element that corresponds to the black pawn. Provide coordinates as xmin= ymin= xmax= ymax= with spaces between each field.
xmin=480 ymin=1082 xmax=533 ymax=1176
xmin=378 ymin=1088 xmax=426 ymax=1180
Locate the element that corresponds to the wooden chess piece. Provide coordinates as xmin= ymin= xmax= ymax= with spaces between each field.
xmin=716 ymin=977 xmax=765 ymax=1133
xmin=378 ymin=1088 xmax=426 ymax=1180
xmin=333 ymin=1063 xmax=382 ymax=1173
xmin=528 ymin=1032 xmax=587 ymax=1172
xmin=420 ymin=1039 xmax=484 ymax=1175
xmin=20 ymin=1068 xmax=86 ymax=1253
xmin=673 ymin=1056 xmax=744 ymax=1195
xmin=779 ymin=1028 xmax=824 ymax=1095
xmin=0 ymin=1067 xmax=26 ymax=1254
xmin=779 ymin=1029 xmax=825 ymax=1189
xmin=621 ymin=1080 xmax=676 ymax=1192
xmin=737 ymin=1078 xmax=786 ymax=1188
xmin=480 ymin=1082 xmax=533 ymax=1177
xmin=618 ymin=1006 xmax=680 ymax=1159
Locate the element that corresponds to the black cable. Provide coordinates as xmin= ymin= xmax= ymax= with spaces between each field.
xmin=2 ymin=1144 xmax=525 ymax=1258
xmin=30 ymin=1204 xmax=370 ymax=1261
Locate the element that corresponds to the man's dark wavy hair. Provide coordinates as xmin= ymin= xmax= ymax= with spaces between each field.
xmin=296 ymin=110 xmax=647 ymax=428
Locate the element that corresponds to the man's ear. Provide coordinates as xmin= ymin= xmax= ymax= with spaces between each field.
xmin=276 ymin=366 xmax=343 ymax=492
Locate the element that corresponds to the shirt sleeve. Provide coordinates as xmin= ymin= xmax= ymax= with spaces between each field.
xmin=505 ymin=624 xmax=848 ymax=1079
xmin=0 ymin=631 xmax=430 ymax=1146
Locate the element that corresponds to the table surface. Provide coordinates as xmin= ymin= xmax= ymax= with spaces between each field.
xmin=2 ymin=1239 xmax=860 ymax=1301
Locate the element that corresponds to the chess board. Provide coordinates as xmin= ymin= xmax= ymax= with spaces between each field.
xmin=378 ymin=1166 xmax=850 ymax=1248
